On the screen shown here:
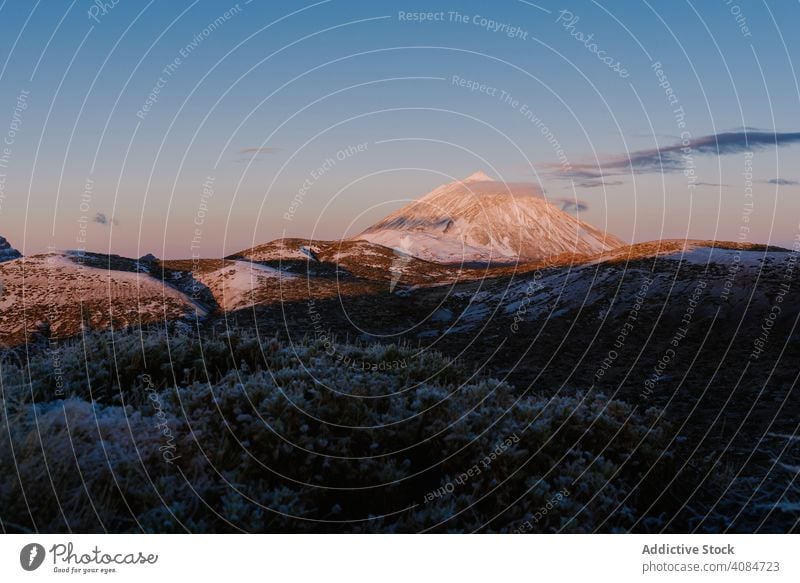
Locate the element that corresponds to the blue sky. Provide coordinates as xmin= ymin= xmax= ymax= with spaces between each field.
xmin=0 ymin=0 xmax=798 ymax=258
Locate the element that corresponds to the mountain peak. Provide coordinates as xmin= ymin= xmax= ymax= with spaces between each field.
xmin=355 ymin=177 xmax=625 ymax=264
xmin=462 ymin=171 xmax=494 ymax=183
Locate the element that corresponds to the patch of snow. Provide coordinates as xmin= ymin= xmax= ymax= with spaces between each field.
xmin=195 ymin=260 xmax=296 ymax=310
xmin=463 ymin=171 xmax=494 ymax=182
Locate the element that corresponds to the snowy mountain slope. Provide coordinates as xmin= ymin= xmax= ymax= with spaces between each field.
xmin=231 ymin=237 xmax=457 ymax=286
xmin=0 ymin=252 xmax=205 ymax=346
xmin=413 ymin=240 xmax=797 ymax=338
xmin=233 ymin=238 xmax=320 ymax=262
xmin=353 ymin=172 xmax=625 ymax=264
xmin=583 ymin=239 xmax=789 ymax=266
xmin=191 ymin=260 xmax=297 ymax=311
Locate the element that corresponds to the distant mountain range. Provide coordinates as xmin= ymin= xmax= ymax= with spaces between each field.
xmin=0 ymin=173 xmax=793 ymax=347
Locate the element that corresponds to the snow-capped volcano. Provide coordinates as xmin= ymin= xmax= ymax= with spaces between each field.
xmin=353 ymin=172 xmax=625 ymax=264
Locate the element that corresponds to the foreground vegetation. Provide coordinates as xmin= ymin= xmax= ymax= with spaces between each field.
xmin=0 ymin=326 xmax=675 ymax=533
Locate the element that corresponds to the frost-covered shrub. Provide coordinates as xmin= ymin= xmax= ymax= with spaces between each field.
xmin=0 ymin=398 xmax=184 ymax=532
xmin=0 ymin=328 xmax=671 ymax=533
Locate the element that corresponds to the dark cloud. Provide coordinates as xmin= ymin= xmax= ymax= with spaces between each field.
xmin=93 ymin=213 xmax=118 ymax=226
xmin=561 ymin=169 xmax=606 ymax=180
xmin=767 ymin=178 xmax=799 ymax=186
xmin=548 ymin=130 xmax=800 ymax=183
xmin=559 ymin=200 xmax=589 ymax=212
xmin=676 ymin=131 xmax=800 ymax=155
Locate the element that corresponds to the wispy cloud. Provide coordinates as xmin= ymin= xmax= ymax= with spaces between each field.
xmin=236 ymin=146 xmax=281 ymax=163
xmin=544 ymin=169 xmax=624 ymax=188
xmin=548 ymin=130 xmax=800 ymax=182
xmin=766 ymin=178 xmax=799 ymax=186
xmin=239 ymin=147 xmax=281 ymax=155
xmin=572 ymin=179 xmax=625 ymax=189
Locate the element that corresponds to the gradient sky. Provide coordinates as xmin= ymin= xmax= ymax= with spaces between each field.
xmin=0 ymin=0 xmax=798 ymax=259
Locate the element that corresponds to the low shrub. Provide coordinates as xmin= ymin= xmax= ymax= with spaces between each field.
xmin=0 ymin=328 xmax=671 ymax=532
